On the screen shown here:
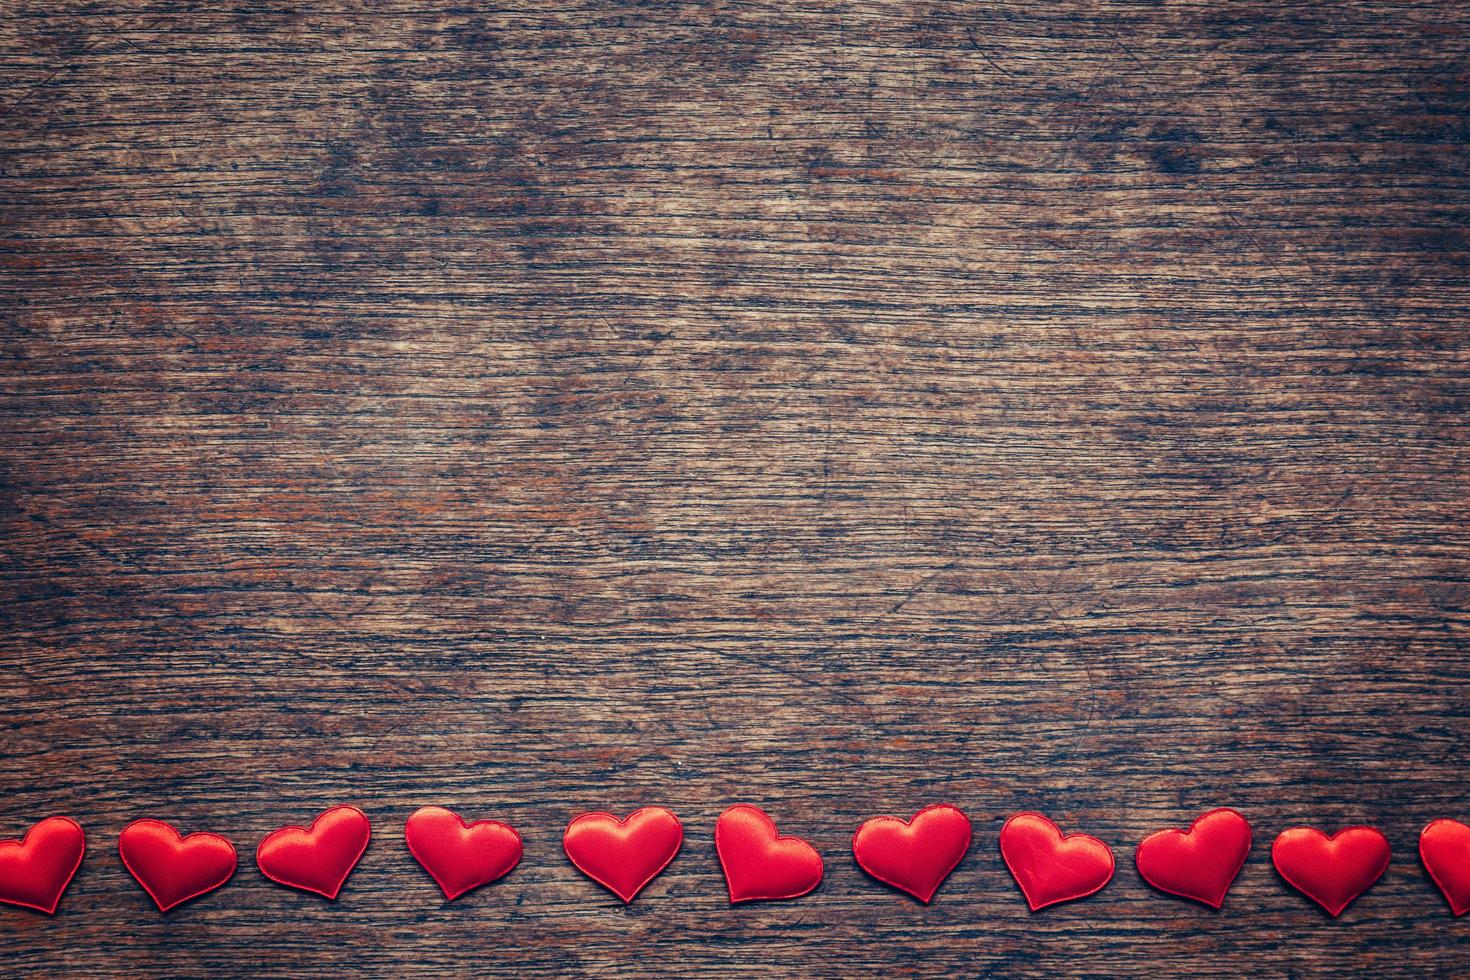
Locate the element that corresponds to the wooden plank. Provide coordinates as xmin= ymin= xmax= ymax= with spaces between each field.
xmin=2 ymin=0 xmax=1468 ymax=975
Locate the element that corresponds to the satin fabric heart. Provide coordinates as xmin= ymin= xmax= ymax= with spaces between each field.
xmin=405 ymin=806 xmax=522 ymax=900
xmin=999 ymin=812 xmax=1114 ymax=911
xmin=852 ymin=804 xmax=971 ymax=902
xmin=1421 ymin=819 xmax=1470 ymax=916
xmin=0 ymin=816 xmax=86 ymax=914
xmin=256 ymin=805 xmax=371 ymax=899
xmin=562 ymin=807 xmax=682 ymax=903
xmin=119 ymin=819 xmax=237 ymax=912
xmin=715 ymin=804 xmax=824 ymax=903
xmin=1134 ymin=807 xmax=1252 ymax=909
xmin=1271 ymin=825 xmax=1389 ymax=916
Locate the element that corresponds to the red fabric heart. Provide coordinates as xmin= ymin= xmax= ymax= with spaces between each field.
xmin=118 ymin=819 xmax=237 ymax=912
xmin=1421 ymin=818 xmax=1470 ymax=916
xmin=1000 ymin=812 xmax=1114 ymax=911
xmin=1134 ymin=807 xmax=1252 ymax=909
xmin=404 ymin=806 xmax=522 ymax=900
xmin=256 ymin=805 xmax=371 ymax=899
xmin=852 ymin=804 xmax=972 ymax=902
xmin=1271 ymin=825 xmax=1389 ymax=916
xmin=562 ymin=807 xmax=682 ymax=903
xmin=0 ymin=816 xmax=86 ymax=914
xmin=715 ymin=804 xmax=824 ymax=903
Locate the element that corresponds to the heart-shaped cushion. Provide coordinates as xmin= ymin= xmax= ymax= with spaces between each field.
xmin=404 ymin=806 xmax=522 ymax=900
xmin=256 ymin=805 xmax=371 ymax=899
xmin=562 ymin=806 xmax=682 ymax=903
xmin=1271 ymin=825 xmax=1389 ymax=916
xmin=1421 ymin=818 xmax=1470 ymax=916
xmin=119 ymin=819 xmax=236 ymax=912
xmin=999 ymin=811 xmax=1114 ymax=911
xmin=0 ymin=816 xmax=86 ymax=914
xmin=715 ymin=804 xmax=823 ymax=903
xmin=1134 ymin=807 xmax=1252 ymax=909
xmin=852 ymin=804 xmax=971 ymax=902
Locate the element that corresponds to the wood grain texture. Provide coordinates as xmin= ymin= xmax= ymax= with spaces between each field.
xmin=1 ymin=0 xmax=1468 ymax=975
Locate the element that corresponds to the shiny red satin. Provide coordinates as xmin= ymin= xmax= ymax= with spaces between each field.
xmin=562 ymin=806 xmax=682 ymax=903
xmin=404 ymin=806 xmax=522 ymax=900
xmin=1134 ymin=808 xmax=1252 ymax=909
xmin=715 ymin=804 xmax=823 ymax=903
xmin=118 ymin=819 xmax=236 ymax=912
xmin=0 ymin=816 xmax=86 ymax=914
xmin=999 ymin=812 xmax=1114 ymax=911
xmin=1271 ymin=825 xmax=1389 ymax=916
xmin=1421 ymin=818 xmax=1470 ymax=916
xmin=852 ymin=804 xmax=971 ymax=903
xmin=255 ymin=805 xmax=371 ymax=899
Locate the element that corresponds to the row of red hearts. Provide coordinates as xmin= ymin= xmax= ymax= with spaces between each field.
xmin=3 ymin=804 xmax=1468 ymax=919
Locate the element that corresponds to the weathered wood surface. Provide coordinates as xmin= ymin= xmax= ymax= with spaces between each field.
xmin=2 ymin=0 xmax=1468 ymax=976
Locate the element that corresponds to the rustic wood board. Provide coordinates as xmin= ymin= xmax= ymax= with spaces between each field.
xmin=2 ymin=1 xmax=1468 ymax=976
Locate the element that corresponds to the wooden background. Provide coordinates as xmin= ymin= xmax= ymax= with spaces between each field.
xmin=2 ymin=0 xmax=1468 ymax=976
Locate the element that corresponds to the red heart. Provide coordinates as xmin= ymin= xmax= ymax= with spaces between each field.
xmin=118 ymin=819 xmax=237 ymax=912
xmin=999 ymin=812 xmax=1114 ymax=911
xmin=562 ymin=806 xmax=682 ymax=903
xmin=715 ymin=804 xmax=823 ymax=903
xmin=1422 ymin=818 xmax=1470 ymax=916
xmin=852 ymin=804 xmax=972 ymax=902
xmin=256 ymin=805 xmax=371 ymax=899
xmin=404 ymin=806 xmax=522 ymax=900
xmin=1271 ymin=825 xmax=1389 ymax=916
xmin=1134 ymin=807 xmax=1252 ymax=909
xmin=0 ymin=816 xmax=86 ymax=914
